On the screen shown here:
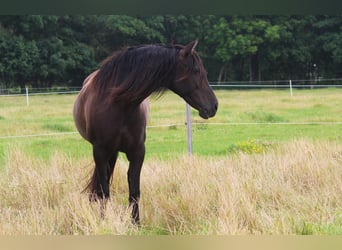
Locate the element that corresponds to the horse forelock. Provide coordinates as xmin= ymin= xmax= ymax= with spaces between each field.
xmin=91 ymin=44 xmax=179 ymax=103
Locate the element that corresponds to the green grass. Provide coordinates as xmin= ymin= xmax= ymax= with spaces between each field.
xmin=1 ymin=88 xmax=342 ymax=163
xmin=148 ymin=88 xmax=342 ymax=157
xmin=2 ymin=88 xmax=342 ymax=235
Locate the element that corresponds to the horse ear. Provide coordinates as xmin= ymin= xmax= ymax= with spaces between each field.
xmin=180 ymin=40 xmax=198 ymax=58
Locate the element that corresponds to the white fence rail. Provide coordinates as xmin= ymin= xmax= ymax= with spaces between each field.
xmin=1 ymin=77 xmax=342 ymax=96
xmin=2 ymin=79 xmax=342 ymax=154
xmin=1 ymin=78 xmax=342 ymax=107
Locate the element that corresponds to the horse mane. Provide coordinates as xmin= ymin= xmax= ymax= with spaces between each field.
xmin=91 ymin=44 xmax=182 ymax=103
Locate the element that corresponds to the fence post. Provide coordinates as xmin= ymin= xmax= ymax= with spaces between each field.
xmin=185 ymin=103 xmax=193 ymax=155
xmin=289 ymin=80 xmax=293 ymax=97
xmin=26 ymin=87 xmax=29 ymax=106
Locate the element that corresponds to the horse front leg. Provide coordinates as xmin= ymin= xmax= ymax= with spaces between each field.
xmin=126 ymin=144 xmax=145 ymax=225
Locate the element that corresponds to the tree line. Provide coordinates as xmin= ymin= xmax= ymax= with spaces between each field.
xmin=0 ymin=15 xmax=341 ymax=89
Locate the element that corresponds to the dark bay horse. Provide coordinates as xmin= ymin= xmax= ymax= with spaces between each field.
xmin=73 ymin=40 xmax=218 ymax=224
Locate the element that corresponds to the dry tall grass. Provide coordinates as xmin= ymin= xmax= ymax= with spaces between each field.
xmin=1 ymin=139 xmax=342 ymax=235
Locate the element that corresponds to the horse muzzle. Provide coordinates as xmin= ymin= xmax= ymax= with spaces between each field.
xmin=199 ymin=102 xmax=218 ymax=119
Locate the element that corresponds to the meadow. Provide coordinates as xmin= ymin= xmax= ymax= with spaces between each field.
xmin=1 ymin=88 xmax=342 ymax=234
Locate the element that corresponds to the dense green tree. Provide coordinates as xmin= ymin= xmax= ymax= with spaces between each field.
xmin=259 ymin=16 xmax=318 ymax=81
xmin=313 ymin=15 xmax=342 ymax=78
xmin=202 ymin=16 xmax=283 ymax=82
xmin=0 ymin=32 xmax=39 ymax=89
xmin=0 ymin=15 xmax=97 ymax=88
xmin=0 ymin=15 xmax=342 ymax=88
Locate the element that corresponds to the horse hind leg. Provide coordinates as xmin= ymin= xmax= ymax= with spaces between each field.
xmin=107 ymin=151 xmax=118 ymax=185
xmin=86 ymin=146 xmax=119 ymax=219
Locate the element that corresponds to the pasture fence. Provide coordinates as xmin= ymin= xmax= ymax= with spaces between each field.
xmin=2 ymin=77 xmax=342 ymax=100
xmin=2 ymin=78 xmax=342 ymax=154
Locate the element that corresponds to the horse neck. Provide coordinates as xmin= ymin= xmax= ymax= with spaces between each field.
xmin=112 ymin=55 xmax=178 ymax=104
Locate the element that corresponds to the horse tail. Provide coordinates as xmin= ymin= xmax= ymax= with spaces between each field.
xmin=82 ymin=171 xmax=96 ymax=198
xmin=82 ymin=168 xmax=108 ymax=201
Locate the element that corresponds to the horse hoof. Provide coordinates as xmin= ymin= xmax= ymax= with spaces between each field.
xmin=131 ymin=217 xmax=140 ymax=226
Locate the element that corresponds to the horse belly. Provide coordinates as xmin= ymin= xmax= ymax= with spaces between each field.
xmin=73 ymin=90 xmax=100 ymax=143
xmin=73 ymin=95 xmax=88 ymax=141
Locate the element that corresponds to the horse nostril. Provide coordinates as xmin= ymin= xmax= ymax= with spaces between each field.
xmin=214 ymin=103 xmax=218 ymax=111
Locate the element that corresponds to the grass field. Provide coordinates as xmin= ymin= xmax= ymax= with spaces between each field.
xmin=1 ymin=88 xmax=342 ymax=234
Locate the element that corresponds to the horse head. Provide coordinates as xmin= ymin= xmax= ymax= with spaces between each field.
xmin=169 ymin=40 xmax=218 ymax=119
